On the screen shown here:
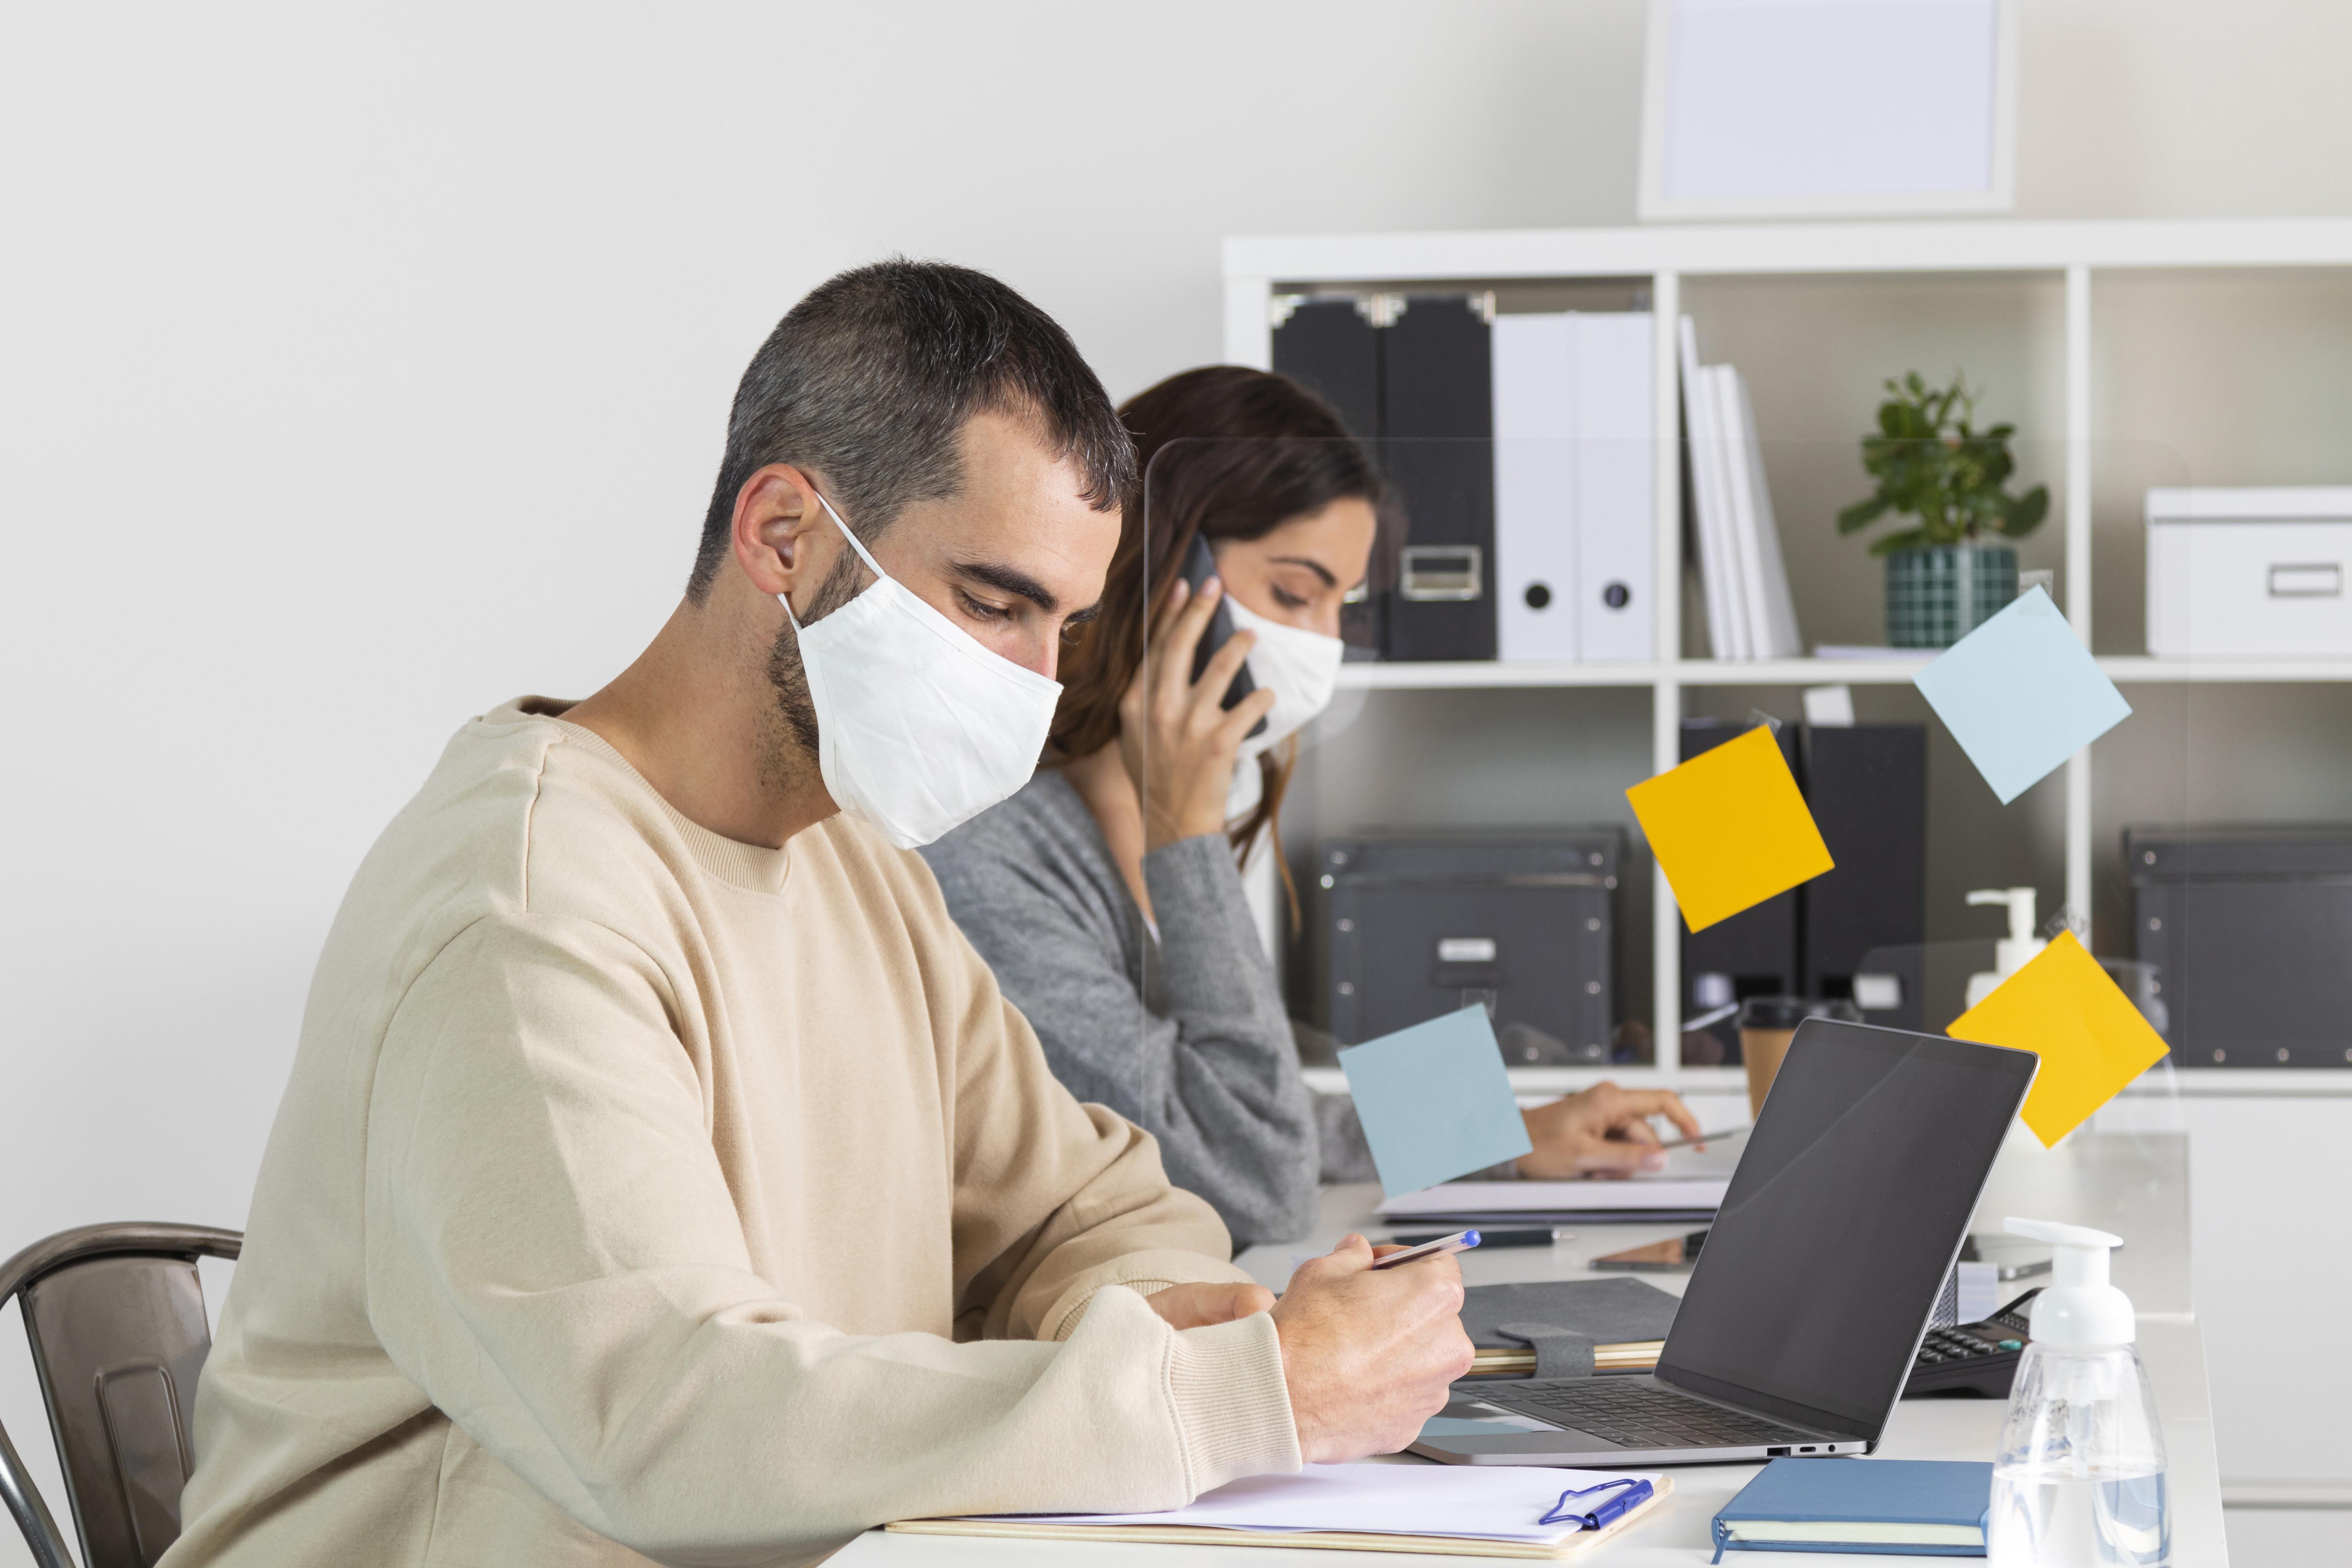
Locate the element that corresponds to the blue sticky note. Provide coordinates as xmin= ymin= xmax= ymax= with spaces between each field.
xmin=1913 ymin=587 xmax=2131 ymax=805
xmin=1338 ymin=1006 xmax=1533 ymax=1198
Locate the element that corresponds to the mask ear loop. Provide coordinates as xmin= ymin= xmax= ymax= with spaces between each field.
xmin=780 ymin=487 xmax=889 ymax=633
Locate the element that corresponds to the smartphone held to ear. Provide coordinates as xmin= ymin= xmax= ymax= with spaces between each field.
xmin=1181 ymin=535 xmax=1267 ymax=740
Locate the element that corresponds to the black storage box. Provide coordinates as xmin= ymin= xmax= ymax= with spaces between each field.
xmin=2129 ymin=825 xmax=2352 ymax=1066
xmin=1320 ymin=834 xmax=1617 ymax=1064
xmin=1679 ymin=720 xmax=1926 ymax=1062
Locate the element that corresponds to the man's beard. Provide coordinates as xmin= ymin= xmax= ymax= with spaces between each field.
xmin=758 ymin=547 xmax=868 ymax=797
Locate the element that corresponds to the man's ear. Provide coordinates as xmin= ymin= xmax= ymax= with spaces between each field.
xmin=730 ymin=465 xmax=829 ymax=602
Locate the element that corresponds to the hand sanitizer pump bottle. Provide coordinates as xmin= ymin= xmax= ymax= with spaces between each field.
xmin=1989 ymin=1219 xmax=2169 ymax=1566
xmin=1965 ymin=888 xmax=2047 ymax=1011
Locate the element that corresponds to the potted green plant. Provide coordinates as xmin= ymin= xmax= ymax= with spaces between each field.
xmin=1837 ymin=371 xmax=2049 ymax=648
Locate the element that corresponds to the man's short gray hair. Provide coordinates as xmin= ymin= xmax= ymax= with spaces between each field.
xmin=687 ymin=259 xmax=1136 ymax=601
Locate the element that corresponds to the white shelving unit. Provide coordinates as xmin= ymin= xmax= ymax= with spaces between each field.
xmin=1336 ymin=655 xmax=2352 ymax=692
xmin=1224 ymin=215 xmax=2352 ymax=1069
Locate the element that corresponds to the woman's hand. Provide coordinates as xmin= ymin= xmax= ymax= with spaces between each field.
xmin=1515 ymin=1083 xmax=1705 ymax=1180
xmin=1117 ymin=574 xmax=1279 ymax=852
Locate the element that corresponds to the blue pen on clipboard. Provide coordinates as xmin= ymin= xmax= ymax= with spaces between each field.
xmin=1370 ymin=1229 xmax=1480 ymax=1270
xmin=1539 ymin=1476 xmax=1653 ymax=1530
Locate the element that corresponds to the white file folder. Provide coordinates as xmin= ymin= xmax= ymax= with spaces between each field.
xmin=1492 ymin=312 xmax=1655 ymax=664
xmin=1493 ymin=312 xmax=1580 ymax=663
xmin=1573 ymin=311 xmax=1655 ymax=662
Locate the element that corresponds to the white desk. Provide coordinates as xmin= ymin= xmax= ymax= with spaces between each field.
xmin=839 ymin=1130 xmax=2222 ymax=1565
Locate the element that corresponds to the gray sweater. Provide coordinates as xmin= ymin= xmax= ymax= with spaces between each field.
xmin=921 ymin=771 xmax=1375 ymax=1246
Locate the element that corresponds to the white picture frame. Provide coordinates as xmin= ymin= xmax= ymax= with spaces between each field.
xmin=1638 ymin=0 xmax=2018 ymax=221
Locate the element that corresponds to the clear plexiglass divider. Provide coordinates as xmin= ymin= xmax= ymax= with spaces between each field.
xmin=1020 ymin=425 xmax=2332 ymax=1224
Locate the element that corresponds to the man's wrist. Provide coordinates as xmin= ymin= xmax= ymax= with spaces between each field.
xmin=1167 ymin=1308 xmax=1302 ymax=1490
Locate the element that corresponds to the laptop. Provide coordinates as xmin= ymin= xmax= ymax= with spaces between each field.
xmin=1412 ymin=1021 xmax=2038 ymax=1466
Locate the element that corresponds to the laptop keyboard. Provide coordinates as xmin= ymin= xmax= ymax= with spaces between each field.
xmin=1476 ymin=1378 xmax=1819 ymax=1448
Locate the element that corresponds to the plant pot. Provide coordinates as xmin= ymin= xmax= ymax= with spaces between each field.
xmin=1885 ymin=543 xmax=2018 ymax=648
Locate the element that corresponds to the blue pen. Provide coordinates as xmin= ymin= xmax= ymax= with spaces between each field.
xmin=1369 ymin=1229 xmax=1480 ymax=1270
xmin=1539 ymin=1476 xmax=1653 ymax=1530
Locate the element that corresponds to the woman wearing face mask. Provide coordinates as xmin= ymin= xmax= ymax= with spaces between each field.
xmin=920 ymin=367 xmax=1700 ymax=1245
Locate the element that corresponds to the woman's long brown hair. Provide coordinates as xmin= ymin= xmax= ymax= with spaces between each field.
xmin=1049 ymin=366 xmax=1388 ymax=924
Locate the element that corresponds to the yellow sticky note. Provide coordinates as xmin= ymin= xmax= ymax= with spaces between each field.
xmin=1626 ymin=725 xmax=1834 ymax=933
xmin=1947 ymin=931 xmax=2169 ymax=1147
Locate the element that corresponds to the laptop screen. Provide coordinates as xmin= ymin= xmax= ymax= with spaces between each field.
xmin=1656 ymin=1022 xmax=2037 ymax=1434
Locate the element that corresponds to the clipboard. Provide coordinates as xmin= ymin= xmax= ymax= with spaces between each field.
xmin=885 ymin=1475 xmax=1672 ymax=1559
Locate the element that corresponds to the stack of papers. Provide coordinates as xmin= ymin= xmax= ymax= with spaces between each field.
xmin=907 ymin=1463 xmax=1668 ymax=1553
xmin=1377 ymin=1178 xmax=1730 ymax=1226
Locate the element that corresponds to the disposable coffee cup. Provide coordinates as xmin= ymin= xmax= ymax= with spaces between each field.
xmin=1739 ymin=997 xmax=1864 ymax=1117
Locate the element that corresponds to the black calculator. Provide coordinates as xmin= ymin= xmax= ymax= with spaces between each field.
xmin=1902 ymin=1290 xmax=2041 ymax=1397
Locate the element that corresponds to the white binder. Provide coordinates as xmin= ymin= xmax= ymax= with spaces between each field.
xmin=1717 ymin=364 xmax=1803 ymax=658
xmin=1492 ymin=312 xmax=1580 ymax=662
xmin=1681 ymin=322 xmax=1801 ymax=660
xmin=1573 ymin=311 xmax=1655 ymax=662
xmin=1492 ymin=311 xmax=1655 ymax=664
xmin=1682 ymin=319 xmax=1746 ymax=659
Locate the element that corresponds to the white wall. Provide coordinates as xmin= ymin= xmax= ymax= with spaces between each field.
xmin=0 ymin=0 xmax=1646 ymax=1255
xmin=4 ymin=2 xmax=2350 ymax=1560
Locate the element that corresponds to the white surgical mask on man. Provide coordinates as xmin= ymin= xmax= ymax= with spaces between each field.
xmin=781 ymin=490 xmax=1062 ymax=849
xmin=1222 ymin=591 xmax=1344 ymax=766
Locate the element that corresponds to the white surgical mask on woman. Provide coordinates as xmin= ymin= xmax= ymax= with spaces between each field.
xmin=1222 ymin=592 xmax=1344 ymax=766
xmin=781 ymin=491 xmax=1062 ymax=849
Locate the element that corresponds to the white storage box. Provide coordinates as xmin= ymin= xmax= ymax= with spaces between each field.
xmin=2146 ymin=487 xmax=2352 ymax=657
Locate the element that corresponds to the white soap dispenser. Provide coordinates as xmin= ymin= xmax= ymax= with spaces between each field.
xmin=1964 ymin=888 xmax=2047 ymax=1010
xmin=1987 ymin=1218 xmax=2170 ymax=1567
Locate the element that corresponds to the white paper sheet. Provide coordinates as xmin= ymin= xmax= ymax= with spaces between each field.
xmin=987 ymin=1462 xmax=1657 ymax=1543
xmin=1376 ymin=1178 xmax=1730 ymax=1218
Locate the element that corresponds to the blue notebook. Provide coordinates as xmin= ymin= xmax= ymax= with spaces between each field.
xmin=1711 ymin=1459 xmax=1992 ymax=1560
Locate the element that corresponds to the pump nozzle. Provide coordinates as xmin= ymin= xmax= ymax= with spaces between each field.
xmin=1968 ymin=886 xmax=2039 ymax=945
xmin=2007 ymin=1216 xmax=2133 ymax=1346
xmin=1966 ymin=888 xmax=2046 ymax=997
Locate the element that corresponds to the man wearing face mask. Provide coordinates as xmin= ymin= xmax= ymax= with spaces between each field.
xmin=162 ymin=269 xmax=1476 ymax=1568
xmin=922 ymin=367 xmax=1702 ymax=1249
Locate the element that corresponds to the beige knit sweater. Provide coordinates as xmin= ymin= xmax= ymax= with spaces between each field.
xmin=161 ymin=698 xmax=1299 ymax=1568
